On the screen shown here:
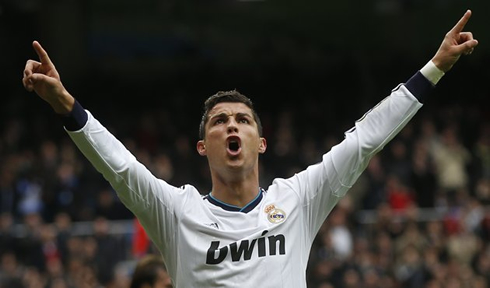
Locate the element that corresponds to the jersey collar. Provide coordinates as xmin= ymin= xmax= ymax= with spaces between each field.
xmin=204 ymin=188 xmax=265 ymax=213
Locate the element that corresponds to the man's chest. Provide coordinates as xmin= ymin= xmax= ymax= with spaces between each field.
xmin=175 ymin=195 xmax=303 ymax=266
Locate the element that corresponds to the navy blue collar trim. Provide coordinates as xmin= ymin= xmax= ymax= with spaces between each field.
xmin=204 ymin=188 xmax=265 ymax=213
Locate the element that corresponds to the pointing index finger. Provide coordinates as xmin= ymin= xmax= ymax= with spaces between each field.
xmin=32 ymin=40 xmax=53 ymax=66
xmin=450 ymin=10 xmax=472 ymax=34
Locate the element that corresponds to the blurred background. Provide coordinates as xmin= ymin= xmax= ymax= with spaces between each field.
xmin=1 ymin=0 xmax=490 ymax=287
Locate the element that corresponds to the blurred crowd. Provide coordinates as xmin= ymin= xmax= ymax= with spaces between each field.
xmin=1 ymin=86 xmax=490 ymax=288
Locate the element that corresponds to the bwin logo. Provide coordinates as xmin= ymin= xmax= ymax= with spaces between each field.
xmin=206 ymin=230 xmax=286 ymax=265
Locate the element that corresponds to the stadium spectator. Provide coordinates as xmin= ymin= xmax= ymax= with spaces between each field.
xmin=431 ymin=125 xmax=472 ymax=205
xmin=130 ymin=254 xmax=172 ymax=288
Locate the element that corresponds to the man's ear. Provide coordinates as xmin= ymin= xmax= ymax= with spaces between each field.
xmin=259 ymin=137 xmax=267 ymax=154
xmin=197 ymin=140 xmax=207 ymax=156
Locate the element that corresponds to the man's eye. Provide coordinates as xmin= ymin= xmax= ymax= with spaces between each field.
xmin=215 ymin=119 xmax=225 ymax=125
xmin=239 ymin=118 xmax=250 ymax=124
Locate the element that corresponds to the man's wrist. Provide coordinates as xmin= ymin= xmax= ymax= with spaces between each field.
xmin=420 ymin=60 xmax=445 ymax=85
xmin=60 ymin=99 xmax=88 ymax=131
xmin=50 ymin=89 xmax=75 ymax=115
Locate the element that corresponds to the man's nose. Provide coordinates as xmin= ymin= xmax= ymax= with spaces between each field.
xmin=227 ymin=119 xmax=238 ymax=133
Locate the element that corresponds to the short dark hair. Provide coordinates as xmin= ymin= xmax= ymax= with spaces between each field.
xmin=130 ymin=254 xmax=168 ymax=288
xmin=199 ymin=90 xmax=262 ymax=139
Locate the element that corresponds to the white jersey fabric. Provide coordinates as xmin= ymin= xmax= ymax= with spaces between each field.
xmin=66 ymin=83 xmax=424 ymax=287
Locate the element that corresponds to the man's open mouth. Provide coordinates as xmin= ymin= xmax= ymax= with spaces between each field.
xmin=227 ymin=137 xmax=241 ymax=155
xmin=229 ymin=141 xmax=239 ymax=151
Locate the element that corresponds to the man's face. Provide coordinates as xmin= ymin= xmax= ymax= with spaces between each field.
xmin=197 ymin=102 xmax=266 ymax=174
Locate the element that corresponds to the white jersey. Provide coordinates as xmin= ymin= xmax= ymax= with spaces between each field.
xmin=66 ymin=82 xmax=424 ymax=287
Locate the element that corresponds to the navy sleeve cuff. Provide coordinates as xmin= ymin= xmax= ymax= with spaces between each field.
xmin=404 ymin=71 xmax=435 ymax=103
xmin=59 ymin=100 xmax=88 ymax=131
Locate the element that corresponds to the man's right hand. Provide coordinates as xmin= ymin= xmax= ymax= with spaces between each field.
xmin=23 ymin=41 xmax=75 ymax=114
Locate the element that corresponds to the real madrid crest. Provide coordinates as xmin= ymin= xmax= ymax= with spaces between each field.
xmin=264 ymin=204 xmax=286 ymax=224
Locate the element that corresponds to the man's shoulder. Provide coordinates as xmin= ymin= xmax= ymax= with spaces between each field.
xmin=173 ymin=184 xmax=205 ymax=197
xmin=264 ymin=177 xmax=304 ymax=201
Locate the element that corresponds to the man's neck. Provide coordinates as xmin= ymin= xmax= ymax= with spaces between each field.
xmin=210 ymin=173 xmax=260 ymax=208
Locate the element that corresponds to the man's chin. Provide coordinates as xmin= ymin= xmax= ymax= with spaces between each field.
xmin=224 ymin=157 xmax=248 ymax=169
xmin=225 ymin=160 xmax=243 ymax=169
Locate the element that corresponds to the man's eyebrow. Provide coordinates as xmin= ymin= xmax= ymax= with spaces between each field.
xmin=208 ymin=112 xmax=252 ymax=121
xmin=236 ymin=112 xmax=253 ymax=118
xmin=209 ymin=112 xmax=228 ymax=120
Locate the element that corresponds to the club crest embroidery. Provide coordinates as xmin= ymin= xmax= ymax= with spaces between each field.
xmin=264 ymin=204 xmax=286 ymax=224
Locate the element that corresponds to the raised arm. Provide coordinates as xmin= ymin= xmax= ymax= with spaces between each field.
xmin=22 ymin=40 xmax=184 ymax=255
xmin=22 ymin=41 xmax=75 ymax=114
xmin=299 ymin=10 xmax=479 ymax=235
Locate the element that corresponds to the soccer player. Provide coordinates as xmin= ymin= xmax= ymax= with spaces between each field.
xmin=23 ymin=10 xmax=478 ymax=287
